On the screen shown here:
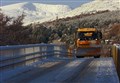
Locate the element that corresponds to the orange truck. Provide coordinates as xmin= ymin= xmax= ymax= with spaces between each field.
xmin=75 ymin=28 xmax=102 ymax=58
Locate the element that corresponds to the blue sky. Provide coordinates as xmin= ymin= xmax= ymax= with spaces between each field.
xmin=0 ymin=0 xmax=91 ymax=9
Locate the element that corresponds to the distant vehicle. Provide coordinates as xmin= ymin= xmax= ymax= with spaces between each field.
xmin=75 ymin=28 xmax=102 ymax=58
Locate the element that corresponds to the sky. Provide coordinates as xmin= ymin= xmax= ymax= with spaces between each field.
xmin=0 ymin=0 xmax=91 ymax=9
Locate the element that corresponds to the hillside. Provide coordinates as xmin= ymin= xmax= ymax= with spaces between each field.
xmin=104 ymin=23 xmax=120 ymax=43
xmin=40 ymin=10 xmax=120 ymax=44
xmin=1 ymin=9 xmax=120 ymax=45
xmin=42 ymin=10 xmax=120 ymax=28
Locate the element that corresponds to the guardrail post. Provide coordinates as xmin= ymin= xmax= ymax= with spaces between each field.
xmin=116 ymin=45 xmax=120 ymax=80
xmin=112 ymin=44 xmax=120 ymax=80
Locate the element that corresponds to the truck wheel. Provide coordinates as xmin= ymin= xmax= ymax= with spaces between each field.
xmin=76 ymin=56 xmax=84 ymax=58
xmin=94 ymin=55 xmax=100 ymax=58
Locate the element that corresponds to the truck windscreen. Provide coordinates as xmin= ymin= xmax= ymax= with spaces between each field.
xmin=78 ymin=32 xmax=98 ymax=40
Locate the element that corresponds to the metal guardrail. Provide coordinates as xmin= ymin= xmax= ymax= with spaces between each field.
xmin=112 ymin=44 xmax=120 ymax=80
xmin=0 ymin=44 xmax=68 ymax=71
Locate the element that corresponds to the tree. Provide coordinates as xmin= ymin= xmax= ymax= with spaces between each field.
xmin=0 ymin=11 xmax=30 ymax=45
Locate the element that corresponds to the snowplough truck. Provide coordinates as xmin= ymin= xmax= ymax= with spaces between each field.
xmin=75 ymin=28 xmax=102 ymax=58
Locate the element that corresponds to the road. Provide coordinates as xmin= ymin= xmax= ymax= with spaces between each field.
xmin=4 ymin=57 xmax=119 ymax=83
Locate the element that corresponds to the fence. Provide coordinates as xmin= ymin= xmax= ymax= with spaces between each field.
xmin=0 ymin=44 xmax=68 ymax=71
xmin=112 ymin=44 xmax=120 ymax=79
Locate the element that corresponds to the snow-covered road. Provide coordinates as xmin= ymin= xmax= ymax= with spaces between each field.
xmin=3 ymin=57 xmax=119 ymax=83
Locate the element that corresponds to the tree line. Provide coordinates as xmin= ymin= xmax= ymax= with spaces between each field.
xmin=1 ymin=10 xmax=120 ymax=46
xmin=0 ymin=12 xmax=76 ymax=46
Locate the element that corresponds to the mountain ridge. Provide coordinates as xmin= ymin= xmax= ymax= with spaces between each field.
xmin=61 ymin=0 xmax=120 ymax=18
xmin=1 ymin=0 xmax=120 ymax=25
xmin=1 ymin=2 xmax=71 ymax=25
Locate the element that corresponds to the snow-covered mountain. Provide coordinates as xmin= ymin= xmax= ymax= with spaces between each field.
xmin=62 ymin=0 xmax=120 ymax=18
xmin=1 ymin=2 xmax=71 ymax=25
xmin=1 ymin=0 xmax=120 ymax=25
